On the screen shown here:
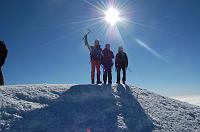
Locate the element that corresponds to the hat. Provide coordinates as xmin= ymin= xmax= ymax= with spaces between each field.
xmin=94 ymin=39 xmax=99 ymax=45
xmin=118 ymin=46 xmax=123 ymax=52
xmin=105 ymin=44 xmax=110 ymax=47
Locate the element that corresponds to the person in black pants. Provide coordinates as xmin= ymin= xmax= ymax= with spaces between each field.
xmin=115 ymin=46 xmax=128 ymax=84
xmin=102 ymin=44 xmax=114 ymax=84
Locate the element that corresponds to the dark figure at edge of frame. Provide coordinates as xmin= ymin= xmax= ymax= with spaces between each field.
xmin=115 ymin=46 xmax=128 ymax=84
xmin=0 ymin=40 xmax=8 ymax=85
xmin=102 ymin=44 xmax=114 ymax=84
xmin=84 ymin=34 xmax=103 ymax=84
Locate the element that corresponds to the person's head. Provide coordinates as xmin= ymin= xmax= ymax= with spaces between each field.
xmin=118 ymin=46 xmax=123 ymax=52
xmin=105 ymin=44 xmax=110 ymax=50
xmin=0 ymin=41 xmax=5 ymax=48
xmin=0 ymin=40 xmax=4 ymax=45
xmin=94 ymin=39 xmax=99 ymax=47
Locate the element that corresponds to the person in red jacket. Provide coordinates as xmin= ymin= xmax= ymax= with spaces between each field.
xmin=84 ymin=34 xmax=103 ymax=84
xmin=102 ymin=44 xmax=114 ymax=84
xmin=115 ymin=46 xmax=128 ymax=84
xmin=0 ymin=40 xmax=8 ymax=85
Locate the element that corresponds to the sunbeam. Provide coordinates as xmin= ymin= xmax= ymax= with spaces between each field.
xmin=125 ymin=19 xmax=184 ymax=39
xmin=42 ymin=0 xmax=172 ymax=63
xmin=68 ymin=17 xmax=104 ymax=25
xmin=125 ymin=19 xmax=161 ymax=32
xmin=40 ymin=20 xmax=102 ymax=47
xmin=83 ymin=0 xmax=105 ymax=12
xmin=135 ymin=38 xmax=166 ymax=61
xmin=79 ymin=0 xmax=127 ymax=47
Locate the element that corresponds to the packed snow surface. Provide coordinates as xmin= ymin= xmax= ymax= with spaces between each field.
xmin=1 ymin=84 xmax=200 ymax=132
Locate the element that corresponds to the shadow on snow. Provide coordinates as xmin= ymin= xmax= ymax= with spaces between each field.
xmin=7 ymin=84 xmax=154 ymax=132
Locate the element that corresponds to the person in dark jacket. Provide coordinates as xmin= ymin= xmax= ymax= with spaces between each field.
xmin=84 ymin=34 xmax=103 ymax=84
xmin=0 ymin=40 xmax=8 ymax=85
xmin=115 ymin=46 xmax=128 ymax=84
xmin=102 ymin=44 xmax=114 ymax=84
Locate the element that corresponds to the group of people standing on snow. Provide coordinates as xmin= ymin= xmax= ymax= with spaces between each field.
xmin=84 ymin=34 xmax=128 ymax=84
xmin=0 ymin=36 xmax=128 ymax=86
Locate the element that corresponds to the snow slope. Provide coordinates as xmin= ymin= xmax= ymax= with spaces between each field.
xmin=0 ymin=84 xmax=200 ymax=132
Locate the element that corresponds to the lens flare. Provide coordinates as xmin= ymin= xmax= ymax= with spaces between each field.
xmin=104 ymin=7 xmax=120 ymax=26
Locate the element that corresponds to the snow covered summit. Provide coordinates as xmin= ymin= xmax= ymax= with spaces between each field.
xmin=1 ymin=84 xmax=200 ymax=132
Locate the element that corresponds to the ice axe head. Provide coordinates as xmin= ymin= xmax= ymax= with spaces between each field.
xmin=87 ymin=29 xmax=91 ymax=33
xmin=81 ymin=29 xmax=91 ymax=41
xmin=81 ymin=32 xmax=90 ymax=41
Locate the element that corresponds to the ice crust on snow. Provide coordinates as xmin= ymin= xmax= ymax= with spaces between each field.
xmin=1 ymin=84 xmax=200 ymax=132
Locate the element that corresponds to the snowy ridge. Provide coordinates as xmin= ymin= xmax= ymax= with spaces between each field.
xmin=130 ymin=86 xmax=200 ymax=132
xmin=1 ymin=84 xmax=200 ymax=132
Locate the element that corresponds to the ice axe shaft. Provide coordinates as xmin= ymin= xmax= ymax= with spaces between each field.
xmin=81 ymin=31 xmax=90 ymax=41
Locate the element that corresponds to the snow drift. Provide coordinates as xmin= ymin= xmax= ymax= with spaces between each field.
xmin=0 ymin=84 xmax=200 ymax=132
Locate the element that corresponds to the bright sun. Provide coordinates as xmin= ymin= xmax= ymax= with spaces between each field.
xmin=104 ymin=7 xmax=120 ymax=26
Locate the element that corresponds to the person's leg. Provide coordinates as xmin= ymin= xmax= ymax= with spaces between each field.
xmin=122 ymin=67 xmax=126 ymax=84
xmin=108 ymin=67 xmax=112 ymax=83
xmin=96 ymin=60 xmax=102 ymax=84
xmin=91 ymin=60 xmax=95 ymax=84
xmin=116 ymin=67 xmax=121 ymax=83
xmin=0 ymin=68 xmax=4 ymax=85
xmin=103 ymin=67 xmax=108 ymax=84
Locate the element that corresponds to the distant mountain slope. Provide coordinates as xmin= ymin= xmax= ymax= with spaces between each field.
xmin=0 ymin=84 xmax=200 ymax=132
xmin=173 ymin=95 xmax=200 ymax=106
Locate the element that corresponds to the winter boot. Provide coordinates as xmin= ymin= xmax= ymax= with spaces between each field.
xmin=97 ymin=74 xmax=102 ymax=84
xmin=116 ymin=81 xmax=120 ymax=84
xmin=97 ymin=80 xmax=102 ymax=84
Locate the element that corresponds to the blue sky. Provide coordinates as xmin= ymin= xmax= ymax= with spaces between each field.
xmin=0 ymin=0 xmax=199 ymax=96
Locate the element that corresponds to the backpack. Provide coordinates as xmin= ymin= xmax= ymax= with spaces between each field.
xmin=0 ymin=41 xmax=8 ymax=67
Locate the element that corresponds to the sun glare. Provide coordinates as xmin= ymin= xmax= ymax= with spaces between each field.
xmin=105 ymin=7 xmax=120 ymax=26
